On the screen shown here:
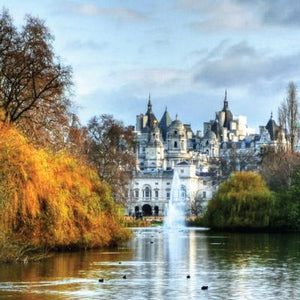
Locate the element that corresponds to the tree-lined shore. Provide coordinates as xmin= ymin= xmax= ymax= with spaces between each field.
xmin=0 ymin=10 xmax=133 ymax=263
xmin=192 ymin=167 xmax=300 ymax=231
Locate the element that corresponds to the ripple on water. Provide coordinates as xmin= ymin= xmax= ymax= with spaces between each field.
xmin=1 ymin=229 xmax=300 ymax=300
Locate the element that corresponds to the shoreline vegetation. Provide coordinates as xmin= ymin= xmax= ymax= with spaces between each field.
xmin=0 ymin=125 xmax=131 ymax=263
xmin=189 ymin=171 xmax=300 ymax=232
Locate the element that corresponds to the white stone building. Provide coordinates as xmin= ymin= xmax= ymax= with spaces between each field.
xmin=126 ymin=92 xmax=287 ymax=217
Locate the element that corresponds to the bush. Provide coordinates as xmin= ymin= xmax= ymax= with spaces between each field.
xmin=0 ymin=124 xmax=131 ymax=256
xmin=205 ymin=172 xmax=274 ymax=230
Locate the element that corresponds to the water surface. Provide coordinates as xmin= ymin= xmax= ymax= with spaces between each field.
xmin=0 ymin=228 xmax=300 ymax=299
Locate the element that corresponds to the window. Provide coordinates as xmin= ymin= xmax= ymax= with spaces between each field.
xmin=180 ymin=185 xmax=186 ymax=199
xmin=203 ymin=191 xmax=206 ymax=198
xmin=135 ymin=182 xmax=139 ymax=185
xmin=167 ymin=182 xmax=170 ymax=185
xmin=174 ymin=141 xmax=178 ymax=148
xmin=174 ymin=130 xmax=177 ymax=135
xmin=155 ymin=190 xmax=159 ymax=198
xmin=145 ymin=187 xmax=151 ymax=198
xmin=181 ymin=169 xmax=184 ymax=174
xmin=135 ymin=190 xmax=139 ymax=198
xmin=203 ymin=181 xmax=207 ymax=185
xmin=166 ymin=192 xmax=170 ymax=199
xmin=155 ymin=182 xmax=158 ymax=185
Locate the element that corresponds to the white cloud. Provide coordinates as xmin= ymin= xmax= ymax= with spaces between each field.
xmin=63 ymin=2 xmax=149 ymax=23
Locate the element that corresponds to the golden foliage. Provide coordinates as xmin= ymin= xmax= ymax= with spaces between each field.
xmin=0 ymin=124 xmax=131 ymax=249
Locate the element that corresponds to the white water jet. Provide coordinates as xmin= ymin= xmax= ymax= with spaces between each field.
xmin=164 ymin=170 xmax=187 ymax=228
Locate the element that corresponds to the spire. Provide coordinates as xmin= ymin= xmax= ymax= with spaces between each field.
xmin=159 ymin=106 xmax=172 ymax=141
xmin=175 ymin=113 xmax=178 ymax=120
xmin=147 ymin=93 xmax=152 ymax=110
xmin=270 ymin=111 xmax=273 ymax=119
xmin=165 ymin=106 xmax=168 ymax=112
xmin=223 ymin=89 xmax=228 ymax=110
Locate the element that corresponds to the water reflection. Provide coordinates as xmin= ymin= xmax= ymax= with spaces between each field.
xmin=0 ymin=229 xmax=300 ymax=300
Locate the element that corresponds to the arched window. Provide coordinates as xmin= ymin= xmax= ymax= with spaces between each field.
xmin=174 ymin=141 xmax=178 ymax=148
xmin=144 ymin=186 xmax=151 ymax=199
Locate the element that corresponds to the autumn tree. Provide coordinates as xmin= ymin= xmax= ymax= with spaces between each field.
xmin=87 ymin=115 xmax=135 ymax=204
xmin=66 ymin=113 xmax=89 ymax=158
xmin=260 ymin=148 xmax=300 ymax=190
xmin=278 ymin=82 xmax=299 ymax=152
xmin=209 ymin=146 xmax=259 ymax=184
xmin=0 ymin=9 xmax=72 ymax=148
xmin=191 ymin=192 xmax=206 ymax=216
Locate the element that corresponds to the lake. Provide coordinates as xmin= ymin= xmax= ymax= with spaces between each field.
xmin=0 ymin=228 xmax=300 ymax=299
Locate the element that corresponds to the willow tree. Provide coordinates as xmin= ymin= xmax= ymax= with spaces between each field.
xmin=205 ymin=172 xmax=274 ymax=230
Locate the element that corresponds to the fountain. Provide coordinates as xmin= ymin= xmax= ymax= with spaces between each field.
xmin=164 ymin=170 xmax=187 ymax=228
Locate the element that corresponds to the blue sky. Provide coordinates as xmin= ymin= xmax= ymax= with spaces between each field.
xmin=4 ymin=0 xmax=300 ymax=132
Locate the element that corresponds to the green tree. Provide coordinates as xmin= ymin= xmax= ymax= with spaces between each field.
xmin=271 ymin=171 xmax=300 ymax=230
xmin=205 ymin=172 xmax=274 ymax=230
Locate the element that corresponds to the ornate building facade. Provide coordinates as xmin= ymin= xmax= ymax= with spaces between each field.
xmin=126 ymin=92 xmax=287 ymax=217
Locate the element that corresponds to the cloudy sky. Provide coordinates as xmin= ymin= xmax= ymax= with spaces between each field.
xmin=4 ymin=0 xmax=300 ymax=132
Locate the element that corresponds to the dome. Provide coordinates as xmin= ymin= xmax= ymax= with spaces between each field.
xmin=204 ymin=130 xmax=217 ymax=140
xmin=168 ymin=115 xmax=184 ymax=131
